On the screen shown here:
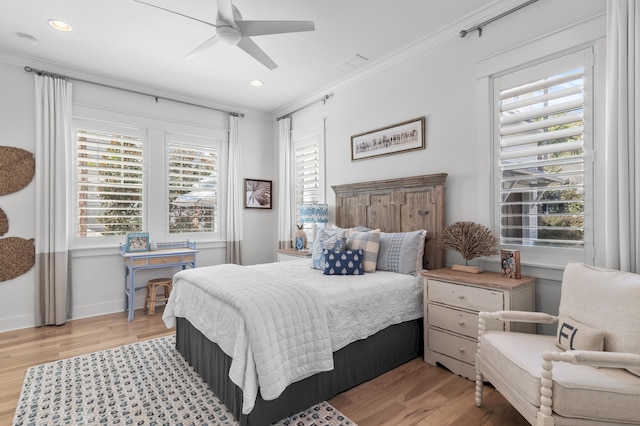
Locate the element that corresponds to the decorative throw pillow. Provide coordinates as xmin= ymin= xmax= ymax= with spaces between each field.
xmin=346 ymin=229 xmax=380 ymax=273
xmin=376 ymin=230 xmax=426 ymax=275
xmin=311 ymin=228 xmax=346 ymax=270
xmin=555 ymin=316 xmax=605 ymax=352
xmin=323 ymin=249 xmax=364 ymax=275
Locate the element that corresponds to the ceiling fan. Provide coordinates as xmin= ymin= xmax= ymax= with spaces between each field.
xmin=134 ymin=0 xmax=315 ymax=70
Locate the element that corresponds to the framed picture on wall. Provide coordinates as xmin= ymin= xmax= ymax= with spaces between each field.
xmin=351 ymin=116 xmax=425 ymax=161
xmin=125 ymin=232 xmax=150 ymax=252
xmin=245 ymin=179 xmax=272 ymax=209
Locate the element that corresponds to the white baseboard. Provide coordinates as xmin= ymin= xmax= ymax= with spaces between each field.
xmin=0 ymin=313 xmax=36 ymax=333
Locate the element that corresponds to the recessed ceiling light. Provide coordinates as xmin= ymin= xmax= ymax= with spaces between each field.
xmin=48 ymin=19 xmax=73 ymax=32
xmin=250 ymin=80 xmax=263 ymax=87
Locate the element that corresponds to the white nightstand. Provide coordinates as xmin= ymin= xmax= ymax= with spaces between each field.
xmin=277 ymin=248 xmax=312 ymax=262
xmin=422 ymin=268 xmax=535 ymax=380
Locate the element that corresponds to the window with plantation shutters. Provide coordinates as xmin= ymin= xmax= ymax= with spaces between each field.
xmin=292 ymin=126 xmax=325 ymax=232
xmin=168 ymin=142 xmax=219 ymax=234
xmin=494 ymin=50 xmax=592 ymax=250
xmin=76 ymin=128 xmax=144 ymax=237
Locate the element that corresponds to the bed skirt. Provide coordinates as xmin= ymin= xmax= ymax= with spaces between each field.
xmin=175 ymin=317 xmax=423 ymax=426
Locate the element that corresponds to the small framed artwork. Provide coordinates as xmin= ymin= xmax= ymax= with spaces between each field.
xmin=351 ymin=116 xmax=425 ymax=161
xmin=125 ymin=232 xmax=150 ymax=252
xmin=501 ymin=249 xmax=521 ymax=279
xmin=245 ymin=179 xmax=272 ymax=209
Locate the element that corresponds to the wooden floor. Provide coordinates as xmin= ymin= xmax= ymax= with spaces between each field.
xmin=0 ymin=309 xmax=528 ymax=426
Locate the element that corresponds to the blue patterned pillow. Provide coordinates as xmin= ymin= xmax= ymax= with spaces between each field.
xmin=323 ymin=249 xmax=364 ymax=275
xmin=311 ymin=228 xmax=346 ymax=270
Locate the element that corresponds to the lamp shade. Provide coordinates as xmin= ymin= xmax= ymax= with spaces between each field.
xmin=299 ymin=203 xmax=328 ymax=224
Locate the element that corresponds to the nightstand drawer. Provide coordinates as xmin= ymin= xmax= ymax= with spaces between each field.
xmin=428 ymin=328 xmax=476 ymax=365
xmin=428 ymin=303 xmax=503 ymax=339
xmin=428 ymin=279 xmax=503 ymax=312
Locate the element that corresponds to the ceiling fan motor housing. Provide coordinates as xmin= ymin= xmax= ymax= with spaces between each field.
xmin=216 ymin=23 xmax=241 ymax=46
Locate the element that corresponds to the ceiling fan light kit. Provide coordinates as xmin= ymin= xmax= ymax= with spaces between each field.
xmin=136 ymin=0 xmax=315 ymax=70
xmin=216 ymin=24 xmax=241 ymax=46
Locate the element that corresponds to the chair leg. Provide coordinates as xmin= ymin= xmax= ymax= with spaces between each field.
xmin=143 ymin=284 xmax=150 ymax=312
xmin=148 ymin=285 xmax=157 ymax=316
xmin=475 ymin=370 xmax=484 ymax=407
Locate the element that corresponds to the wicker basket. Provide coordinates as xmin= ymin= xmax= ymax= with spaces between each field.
xmin=0 ymin=146 xmax=35 ymax=196
xmin=0 ymin=237 xmax=35 ymax=282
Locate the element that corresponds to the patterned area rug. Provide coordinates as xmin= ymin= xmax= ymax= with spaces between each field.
xmin=13 ymin=336 xmax=356 ymax=426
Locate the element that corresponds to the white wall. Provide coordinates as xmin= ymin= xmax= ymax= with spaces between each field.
xmin=0 ymin=58 xmax=276 ymax=332
xmin=276 ymin=0 xmax=607 ymax=334
xmin=0 ymin=62 xmax=36 ymax=331
xmin=0 ymin=0 xmax=608 ymax=333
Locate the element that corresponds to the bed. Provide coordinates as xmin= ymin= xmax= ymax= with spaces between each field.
xmin=163 ymin=173 xmax=447 ymax=426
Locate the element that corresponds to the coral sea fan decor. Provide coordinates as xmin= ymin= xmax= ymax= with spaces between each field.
xmin=439 ymin=221 xmax=499 ymax=273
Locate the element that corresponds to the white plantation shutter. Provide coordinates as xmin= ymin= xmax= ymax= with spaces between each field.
xmin=495 ymin=50 xmax=591 ymax=249
xmin=76 ymin=128 xmax=144 ymax=237
xmin=295 ymin=142 xmax=320 ymax=204
xmin=168 ymin=142 xmax=219 ymax=234
xmin=294 ymin=136 xmax=322 ymax=229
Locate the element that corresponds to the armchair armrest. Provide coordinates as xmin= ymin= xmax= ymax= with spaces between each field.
xmin=538 ymin=350 xmax=640 ymax=419
xmin=479 ymin=310 xmax=558 ymax=324
xmin=478 ymin=311 xmax=557 ymax=337
xmin=542 ymin=349 xmax=640 ymax=369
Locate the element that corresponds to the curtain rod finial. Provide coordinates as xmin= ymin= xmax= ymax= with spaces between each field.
xmin=459 ymin=30 xmax=467 ymax=38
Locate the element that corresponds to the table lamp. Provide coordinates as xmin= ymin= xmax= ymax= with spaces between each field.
xmin=299 ymin=203 xmax=328 ymax=246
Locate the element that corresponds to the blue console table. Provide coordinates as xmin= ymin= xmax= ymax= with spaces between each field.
xmin=120 ymin=240 xmax=198 ymax=321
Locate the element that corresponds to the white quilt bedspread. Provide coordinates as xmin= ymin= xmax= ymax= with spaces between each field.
xmin=163 ymin=263 xmax=334 ymax=414
xmin=163 ymin=260 xmax=423 ymax=414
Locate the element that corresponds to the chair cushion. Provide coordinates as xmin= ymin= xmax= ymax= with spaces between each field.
xmin=559 ymin=262 xmax=640 ymax=376
xmin=479 ymin=331 xmax=640 ymax=423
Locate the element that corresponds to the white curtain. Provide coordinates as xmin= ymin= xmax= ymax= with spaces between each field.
xmin=226 ymin=114 xmax=243 ymax=264
xmin=277 ymin=117 xmax=293 ymax=249
xmin=605 ymin=0 xmax=640 ymax=272
xmin=34 ymin=74 xmax=73 ymax=325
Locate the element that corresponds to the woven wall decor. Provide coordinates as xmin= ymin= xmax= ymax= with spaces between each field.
xmin=0 ymin=146 xmax=35 ymax=196
xmin=0 ymin=207 xmax=7 ymax=236
xmin=0 ymin=237 xmax=35 ymax=282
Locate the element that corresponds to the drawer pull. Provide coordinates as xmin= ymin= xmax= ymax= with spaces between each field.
xmin=458 ymin=320 xmax=465 ymax=325
xmin=163 ymin=258 xmax=167 ymax=262
xmin=458 ymin=295 xmax=464 ymax=299
xmin=459 ymin=347 xmax=466 ymax=353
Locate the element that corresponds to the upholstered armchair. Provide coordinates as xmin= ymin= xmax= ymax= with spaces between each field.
xmin=475 ymin=261 xmax=640 ymax=425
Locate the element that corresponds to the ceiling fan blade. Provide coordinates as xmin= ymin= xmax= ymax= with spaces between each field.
xmin=237 ymin=38 xmax=278 ymax=70
xmin=133 ymin=0 xmax=216 ymax=28
xmin=236 ymin=20 xmax=315 ymax=37
xmin=186 ymin=35 xmax=220 ymax=59
xmin=216 ymin=0 xmax=235 ymax=24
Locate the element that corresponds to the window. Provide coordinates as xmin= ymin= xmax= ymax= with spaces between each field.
xmin=73 ymin=116 xmax=226 ymax=247
xmin=494 ymin=49 xmax=592 ymax=255
xmin=168 ymin=142 xmax=219 ymax=234
xmin=76 ymin=126 xmax=145 ymax=237
xmin=291 ymin=124 xmax=325 ymax=233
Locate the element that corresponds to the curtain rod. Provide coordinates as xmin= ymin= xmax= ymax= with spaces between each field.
xmin=276 ymin=94 xmax=331 ymax=121
xmin=24 ymin=66 xmax=245 ymax=117
xmin=459 ymin=0 xmax=538 ymax=38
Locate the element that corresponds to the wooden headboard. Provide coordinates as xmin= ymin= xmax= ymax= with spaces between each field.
xmin=332 ymin=173 xmax=447 ymax=270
